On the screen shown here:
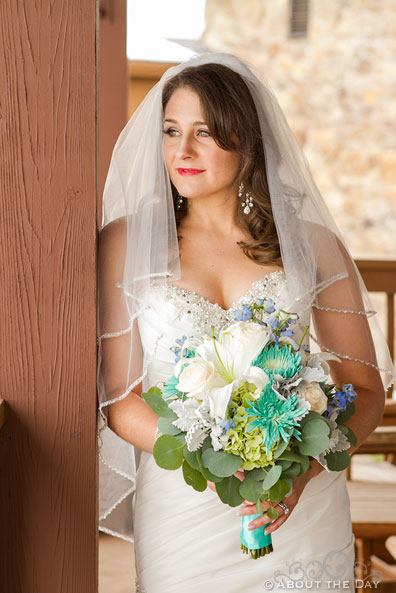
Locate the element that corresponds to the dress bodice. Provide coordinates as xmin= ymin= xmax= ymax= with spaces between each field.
xmin=137 ymin=270 xmax=309 ymax=391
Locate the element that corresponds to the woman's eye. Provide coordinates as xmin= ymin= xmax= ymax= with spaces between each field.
xmin=162 ymin=128 xmax=179 ymax=137
xmin=198 ymin=129 xmax=211 ymax=137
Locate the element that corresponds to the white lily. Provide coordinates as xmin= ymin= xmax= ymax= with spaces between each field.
xmin=196 ymin=321 xmax=270 ymax=383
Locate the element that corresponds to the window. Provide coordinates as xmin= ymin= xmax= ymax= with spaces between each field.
xmin=290 ymin=0 xmax=309 ymax=38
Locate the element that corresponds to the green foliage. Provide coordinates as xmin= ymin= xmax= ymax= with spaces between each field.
xmin=281 ymin=461 xmax=301 ymax=479
xmin=239 ymin=471 xmax=265 ymax=502
xmin=268 ymin=479 xmax=290 ymax=503
xmin=338 ymin=424 xmax=357 ymax=446
xmin=273 ymin=438 xmax=289 ymax=459
xmin=182 ymin=460 xmax=207 ymax=492
xmin=325 ymin=450 xmax=351 ymax=471
xmin=183 ymin=445 xmax=201 ymax=471
xmin=157 ymin=416 xmax=181 ymax=436
xmin=142 ymin=391 xmax=177 ymax=419
xmin=262 ymin=464 xmax=282 ymax=490
xmin=266 ymin=505 xmax=279 ymax=520
xmin=148 ymin=386 xmax=162 ymax=395
xmin=276 ymin=459 xmax=293 ymax=471
xmin=298 ymin=418 xmax=330 ymax=456
xmin=201 ymin=448 xmax=242 ymax=478
xmin=153 ymin=434 xmax=184 ymax=470
xmin=215 ymin=476 xmax=244 ymax=507
xmin=336 ymin=403 xmax=355 ymax=424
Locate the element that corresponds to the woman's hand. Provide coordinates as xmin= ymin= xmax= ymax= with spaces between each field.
xmin=236 ymin=471 xmax=314 ymax=535
xmin=207 ymin=467 xmax=245 ymax=493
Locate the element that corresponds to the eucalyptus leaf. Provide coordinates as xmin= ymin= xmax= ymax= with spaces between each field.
xmin=281 ymin=462 xmax=301 ymax=480
xmin=153 ymin=434 xmax=184 ymax=470
xmin=183 ymin=445 xmax=201 ymax=471
xmin=201 ymin=448 xmax=242 ymax=478
xmin=274 ymin=438 xmax=289 ymax=459
xmin=335 ymin=403 xmax=355 ymax=424
xmin=262 ymin=464 xmax=282 ymax=490
xmin=325 ymin=450 xmax=351 ymax=471
xmin=196 ymin=447 xmax=223 ymax=482
xmin=239 ymin=472 xmax=265 ymax=502
xmin=182 ymin=460 xmax=207 ymax=492
xmin=298 ymin=419 xmax=330 ymax=456
xmin=282 ymin=478 xmax=293 ymax=498
xmin=200 ymin=464 xmax=224 ymax=483
xmin=276 ymin=459 xmax=293 ymax=471
xmin=158 ymin=416 xmax=181 ymax=436
xmin=338 ymin=424 xmax=357 ymax=446
xmin=201 ymin=436 xmax=213 ymax=453
xmin=142 ymin=391 xmax=177 ymax=420
xmin=215 ymin=476 xmax=244 ymax=507
xmin=267 ymin=505 xmax=279 ymax=520
xmin=268 ymin=479 xmax=290 ymax=503
xmin=299 ymin=410 xmax=323 ymax=428
xmin=297 ymin=454 xmax=311 ymax=475
xmin=248 ymin=467 xmax=267 ymax=481
xmin=277 ymin=450 xmax=306 ymax=464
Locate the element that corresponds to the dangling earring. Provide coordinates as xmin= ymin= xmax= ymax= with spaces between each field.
xmin=238 ymin=182 xmax=254 ymax=215
xmin=176 ymin=193 xmax=184 ymax=210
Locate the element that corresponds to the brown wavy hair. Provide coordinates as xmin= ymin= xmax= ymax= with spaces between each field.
xmin=162 ymin=62 xmax=282 ymax=266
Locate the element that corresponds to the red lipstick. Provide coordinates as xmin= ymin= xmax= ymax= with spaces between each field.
xmin=176 ymin=168 xmax=205 ymax=176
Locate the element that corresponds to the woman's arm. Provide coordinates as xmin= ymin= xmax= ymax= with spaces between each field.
xmin=98 ymin=218 xmax=159 ymax=454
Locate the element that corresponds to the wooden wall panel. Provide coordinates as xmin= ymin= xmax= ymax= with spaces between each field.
xmin=0 ymin=2 xmax=97 ymax=592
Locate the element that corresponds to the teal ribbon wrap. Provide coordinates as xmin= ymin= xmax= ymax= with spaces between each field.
xmin=240 ymin=513 xmax=273 ymax=559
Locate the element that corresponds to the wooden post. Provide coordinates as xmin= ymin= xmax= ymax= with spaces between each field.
xmin=0 ymin=2 xmax=97 ymax=592
xmin=99 ymin=0 xmax=127 ymax=214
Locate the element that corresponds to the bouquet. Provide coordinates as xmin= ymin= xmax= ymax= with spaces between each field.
xmin=143 ymin=297 xmax=358 ymax=559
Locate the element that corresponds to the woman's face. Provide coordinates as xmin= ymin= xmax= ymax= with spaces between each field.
xmin=162 ymin=87 xmax=240 ymax=203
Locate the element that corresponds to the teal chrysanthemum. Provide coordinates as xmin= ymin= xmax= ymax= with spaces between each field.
xmin=245 ymin=384 xmax=305 ymax=453
xmin=253 ymin=344 xmax=302 ymax=379
xmin=162 ymin=375 xmax=181 ymax=400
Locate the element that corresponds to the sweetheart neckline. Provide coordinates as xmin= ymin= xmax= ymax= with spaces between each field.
xmin=159 ymin=269 xmax=286 ymax=313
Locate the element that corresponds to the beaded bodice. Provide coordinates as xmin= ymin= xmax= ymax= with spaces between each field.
xmin=136 ymin=270 xmax=304 ymax=391
xmin=150 ymin=269 xmax=287 ymax=336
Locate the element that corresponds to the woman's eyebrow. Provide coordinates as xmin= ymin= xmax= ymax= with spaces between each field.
xmin=163 ymin=118 xmax=207 ymax=125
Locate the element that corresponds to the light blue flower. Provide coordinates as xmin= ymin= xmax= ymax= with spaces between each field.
xmin=170 ymin=334 xmax=195 ymax=363
xmin=244 ymin=384 xmax=306 ymax=453
xmin=232 ymin=304 xmax=253 ymax=321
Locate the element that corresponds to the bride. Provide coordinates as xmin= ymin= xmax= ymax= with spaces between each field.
xmin=97 ymin=53 xmax=395 ymax=592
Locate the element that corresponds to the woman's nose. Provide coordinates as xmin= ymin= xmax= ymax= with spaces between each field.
xmin=175 ymin=134 xmax=196 ymax=159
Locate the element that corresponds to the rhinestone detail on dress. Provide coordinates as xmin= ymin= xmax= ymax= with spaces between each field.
xmin=150 ymin=270 xmax=286 ymax=336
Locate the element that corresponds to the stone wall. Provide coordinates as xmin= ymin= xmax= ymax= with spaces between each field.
xmin=202 ymin=0 xmax=396 ymax=257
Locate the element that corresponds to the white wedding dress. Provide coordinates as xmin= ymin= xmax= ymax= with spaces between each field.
xmin=133 ymin=270 xmax=356 ymax=593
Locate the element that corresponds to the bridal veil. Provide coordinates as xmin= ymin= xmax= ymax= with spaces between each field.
xmin=97 ymin=52 xmax=395 ymax=541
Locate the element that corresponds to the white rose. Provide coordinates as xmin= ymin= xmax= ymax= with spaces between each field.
xmin=176 ymin=359 xmax=216 ymax=398
xmin=220 ymin=321 xmax=270 ymax=348
xmin=298 ymin=382 xmax=328 ymax=415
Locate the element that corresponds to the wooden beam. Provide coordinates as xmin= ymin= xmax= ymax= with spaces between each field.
xmin=0 ymin=2 xmax=97 ymax=592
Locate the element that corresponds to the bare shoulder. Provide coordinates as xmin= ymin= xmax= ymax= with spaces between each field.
xmin=99 ymin=216 xmax=128 ymax=261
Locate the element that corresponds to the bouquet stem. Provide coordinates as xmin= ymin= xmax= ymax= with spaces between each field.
xmin=240 ymin=514 xmax=273 ymax=559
